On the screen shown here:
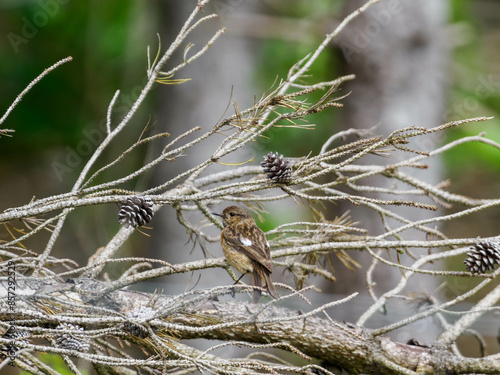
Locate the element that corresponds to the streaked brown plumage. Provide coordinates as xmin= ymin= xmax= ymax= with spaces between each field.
xmin=213 ymin=206 xmax=279 ymax=303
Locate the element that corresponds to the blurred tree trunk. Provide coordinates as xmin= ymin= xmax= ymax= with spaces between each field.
xmin=329 ymin=0 xmax=450 ymax=336
xmin=148 ymin=1 xmax=258 ymax=294
xmin=338 ymin=0 xmax=449 ymax=137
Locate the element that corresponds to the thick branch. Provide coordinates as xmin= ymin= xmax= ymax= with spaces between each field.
xmin=3 ymin=280 xmax=499 ymax=375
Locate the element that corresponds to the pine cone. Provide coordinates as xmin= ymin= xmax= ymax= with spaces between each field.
xmin=464 ymin=241 xmax=500 ymax=274
xmin=1 ymin=327 xmax=30 ymax=356
xmin=55 ymin=323 xmax=90 ymax=352
xmin=261 ymin=152 xmax=292 ymax=183
xmin=118 ymin=196 xmax=154 ymax=228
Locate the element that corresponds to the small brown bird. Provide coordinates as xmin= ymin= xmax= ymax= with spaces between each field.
xmin=213 ymin=206 xmax=279 ymax=303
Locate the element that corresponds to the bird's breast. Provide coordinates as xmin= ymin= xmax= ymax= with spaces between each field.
xmin=222 ymin=244 xmax=254 ymax=274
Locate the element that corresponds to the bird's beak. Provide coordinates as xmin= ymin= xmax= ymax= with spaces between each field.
xmin=212 ymin=212 xmax=223 ymax=217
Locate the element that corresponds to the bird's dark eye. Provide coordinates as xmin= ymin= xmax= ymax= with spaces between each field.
xmin=229 ymin=212 xmax=235 ymax=217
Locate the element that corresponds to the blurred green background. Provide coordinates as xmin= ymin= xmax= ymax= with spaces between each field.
xmin=0 ymin=1 xmax=161 ymax=267
xmin=1 ymin=0 xmax=499 ymax=236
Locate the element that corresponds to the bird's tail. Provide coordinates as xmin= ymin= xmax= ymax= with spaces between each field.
xmin=252 ymin=269 xmax=262 ymax=303
xmin=252 ymin=267 xmax=279 ymax=303
xmin=263 ymin=271 xmax=279 ymax=300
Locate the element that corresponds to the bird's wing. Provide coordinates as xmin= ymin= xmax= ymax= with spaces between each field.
xmin=224 ymin=223 xmax=273 ymax=273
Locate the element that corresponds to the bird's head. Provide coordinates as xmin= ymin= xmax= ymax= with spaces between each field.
xmin=213 ymin=205 xmax=253 ymax=227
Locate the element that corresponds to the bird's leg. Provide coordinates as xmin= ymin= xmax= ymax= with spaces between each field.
xmin=230 ymin=273 xmax=246 ymax=297
xmin=233 ymin=273 xmax=245 ymax=285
